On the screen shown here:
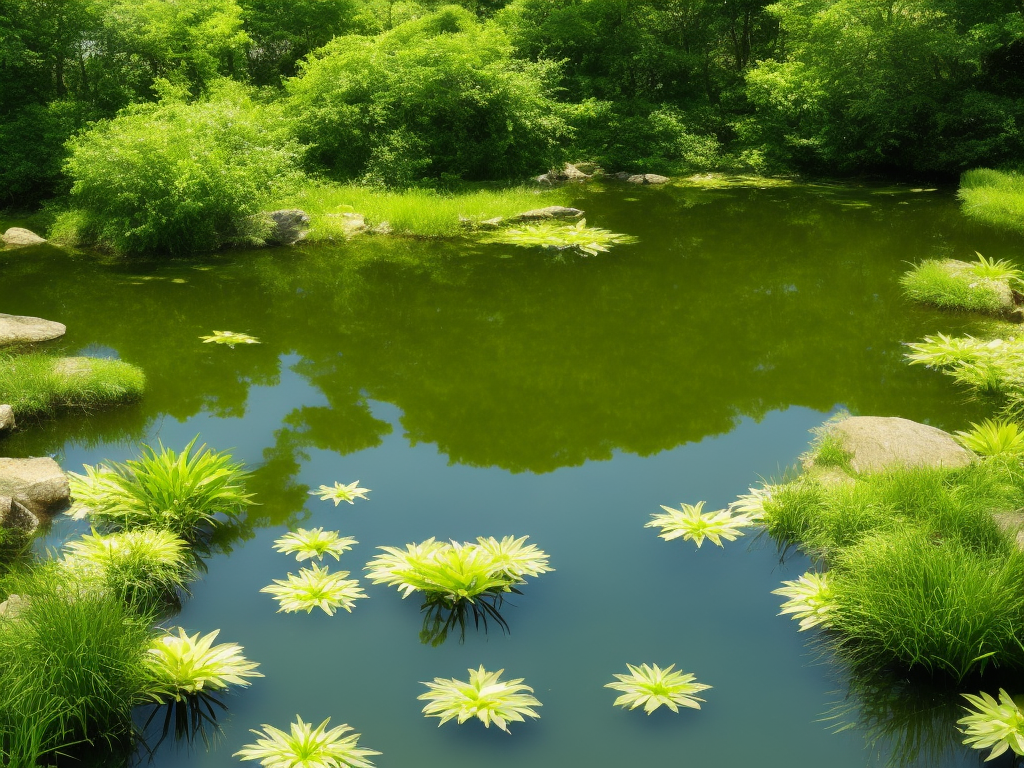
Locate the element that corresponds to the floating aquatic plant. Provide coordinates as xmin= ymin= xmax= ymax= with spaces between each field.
xmin=606 ymin=663 xmax=711 ymax=714
xmin=200 ymin=330 xmax=260 ymax=346
xmin=274 ymin=528 xmax=358 ymax=562
xmin=419 ymin=666 xmax=542 ymax=732
xmin=958 ymin=689 xmax=1024 ymax=761
xmin=261 ymin=562 xmax=366 ymax=615
xmin=310 ymin=481 xmax=371 ymax=506
xmin=365 ymin=537 xmax=552 ymax=644
xmin=645 ymin=501 xmax=752 ymax=548
xmin=773 ymin=571 xmax=835 ymax=631
xmin=483 ymin=218 xmax=638 ymax=256
xmin=146 ymin=628 xmax=262 ymax=701
xmin=955 ymin=418 xmax=1024 ymax=457
xmin=235 ymin=716 xmax=380 ymax=768
xmin=67 ymin=437 xmax=253 ymax=541
xmin=727 ymin=484 xmax=775 ymax=522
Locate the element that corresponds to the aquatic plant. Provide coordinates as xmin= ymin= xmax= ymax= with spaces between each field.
xmin=62 ymin=528 xmax=191 ymax=607
xmin=605 ymin=663 xmax=711 ymax=714
xmin=645 ymin=501 xmax=751 ymax=548
xmin=273 ymin=528 xmax=358 ymax=562
xmin=235 ymin=716 xmax=380 ymax=768
xmin=67 ymin=437 xmax=254 ymax=541
xmin=419 ymin=666 xmax=541 ymax=732
xmin=309 ymin=481 xmax=371 ymax=506
xmin=905 ymin=333 xmax=1024 ymax=396
xmin=727 ymin=484 xmax=775 ymax=522
xmin=483 ymin=218 xmax=639 ymax=256
xmin=261 ymin=562 xmax=367 ymax=615
xmin=772 ymin=571 xmax=835 ymax=631
xmin=972 ymin=252 xmax=1022 ymax=282
xmin=958 ymin=689 xmax=1024 ymax=761
xmin=955 ymin=419 xmax=1024 ymax=457
xmin=145 ymin=628 xmax=262 ymax=701
xmin=200 ymin=330 xmax=260 ymax=346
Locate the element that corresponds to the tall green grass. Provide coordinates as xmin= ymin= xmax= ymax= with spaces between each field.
xmin=900 ymin=259 xmax=1014 ymax=314
xmin=0 ymin=352 xmax=145 ymax=419
xmin=269 ymin=182 xmax=571 ymax=240
xmin=959 ymin=169 xmax=1024 ymax=236
xmin=0 ymin=566 xmax=157 ymax=765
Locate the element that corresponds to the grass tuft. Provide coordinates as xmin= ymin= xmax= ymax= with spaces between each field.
xmin=959 ymin=169 xmax=1024 ymax=236
xmin=900 ymin=258 xmax=1016 ymax=314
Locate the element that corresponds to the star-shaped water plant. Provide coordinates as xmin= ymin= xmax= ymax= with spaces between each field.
xmin=261 ymin=562 xmax=367 ymax=615
xmin=200 ymin=330 xmax=260 ymax=347
xmin=772 ymin=571 xmax=835 ymax=631
xmin=645 ymin=501 xmax=751 ymax=548
xmin=234 ymin=715 xmax=380 ymax=768
xmin=310 ymin=481 xmax=371 ymax=506
xmin=727 ymin=483 xmax=775 ymax=522
xmin=958 ymin=689 xmax=1024 ymax=762
xmin=274 ymin=528 xmax=358 ymax=562
xmin=145 ymin=628 xmax=263 ymax=702
xmin=606 ymin=663 xmax=711 ymax=714
xmin=419 ymin=666 xmax=542 ymax=732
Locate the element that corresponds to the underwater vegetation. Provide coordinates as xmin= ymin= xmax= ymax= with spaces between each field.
xmin=235 ymin=715 xmax=380 ymax=768
xmin=605 ymin=663 xmax=711 ymax=714
xmin=68 ymin=437 xmax=254 ymax=541
xmin=646 ymin=500 xmax=754 ymax=548
xmin=262 ymin=562 xmax=367 ymax=615
xmin=482 ymin=218 xmax=639 ymax=256
xmin=900 ymin=253 xmax=1022 ymax=315
xmin=274 ymin=528 xmax=358 ymax=561
xmin=309 ymin=481 xmax=371 ymax=506
xmin=419 ymin=666 xmax=541 ymax=732
xmin=365 ymin=536 xmax=551 ymax=644
xmin=200 ymin=330 xmax=261 ymax=346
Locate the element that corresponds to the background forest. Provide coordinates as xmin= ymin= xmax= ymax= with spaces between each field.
xmin=1 ymin=0 xmax=1023 ymax=242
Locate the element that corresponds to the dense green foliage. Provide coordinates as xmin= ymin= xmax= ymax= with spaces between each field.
xmin=959 ymin=169 xmax=1024 ymax=236
xmin=900 ymin=258 xmax=1019 ymax=314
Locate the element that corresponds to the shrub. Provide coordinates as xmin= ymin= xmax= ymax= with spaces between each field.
xmin=0 ymin=352 xmax=145 ymax=420
xmin=68 ymin=438 xmax=254 ymax=541
xmin=959 ymin=169 xmax=1024 ymax=236
xmin=287 ymin=7 xmax=570 ymax=183
xmin=58 ymin=80 xmax=303 ymax=255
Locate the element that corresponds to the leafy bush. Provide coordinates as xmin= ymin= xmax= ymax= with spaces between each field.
xmin=287 ymin=7 xmax=570 ymax=183
xmin=57 ymin=80 xmax=302 ymax=255
xmin=959 ymin=169 xmax=1024 ymax=236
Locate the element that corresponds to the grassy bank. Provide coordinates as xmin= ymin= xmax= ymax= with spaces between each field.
xmin=270 ymin=182 xmax=572 ymax=241
xmin=958 ymin=169 xmax=1024 ymax=236
xmin=900 ymin=256 xmax=1021 ymax=315
xmin=0 ymin=352 xmax=145 ymax=420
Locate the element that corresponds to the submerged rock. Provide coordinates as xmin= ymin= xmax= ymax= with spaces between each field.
xmin=515 ymin=206 xmax=585 ymax=221
xmin=0 ymin=405 xmax=13 ymax=433
xmin=0 ymin=313 xmax=66 ymax=346
xmin=829 ymin=416 xmax=973 ymax=474
xmin=0 ymin=457 xmax=70 ymax=515
xmin=2 ymin=227 xmax=46 ymax=247
xmin=0 ymin=496 xmax=39 ymax=533
xmin=265 ymin=209 xmax=311 ymax=245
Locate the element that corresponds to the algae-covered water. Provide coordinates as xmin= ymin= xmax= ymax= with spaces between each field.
xmin=3 ymin=181 xmax=1021 ymax=767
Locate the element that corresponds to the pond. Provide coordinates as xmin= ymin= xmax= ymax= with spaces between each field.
xmin=3 ymin=180 xmax=1020 ymax=768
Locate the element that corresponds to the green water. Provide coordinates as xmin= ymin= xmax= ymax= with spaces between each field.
xmin=3 ymin=181 xmax=1020 ymax=767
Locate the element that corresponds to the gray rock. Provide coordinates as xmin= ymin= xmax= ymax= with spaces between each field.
xmin=0 ymin=457 xmax=71 ymax=515
xmin=0 ymin=594 xmax=28 ymax=621
xmin=0 ymin=496 xmax=39 ymax=533
xmin=627 ymin=173 xmax=670 ymax=185
xmin=0 ymin=313 xmax=66 ymax=346
xmin=534 ymin=163 xmax=592 ymax=184
xmin=2 ymin=227 xmax=46 ymax=247
xmin=479 ymin=217 xmax=505 ymax=229
xmin=265 ymin=209 xmax=311 ymax=245
xmin=516 ymin=206 xmax=585 ymax=221
xmin=613 ymin=172 xmax=632 ymax=180
xmin=828 ymin=416 xmax=974 ymax=474
xmin=562 ymin=163 xmax=591 ymax=181
xmin=52 ymin=357 xmax=94 ymax=378
xmin=0 ymin=405 xmax=13 ymax=433
xmin=372 ymin=221 xmax=393 ymax=235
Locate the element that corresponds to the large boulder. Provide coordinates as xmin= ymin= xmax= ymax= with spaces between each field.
xmin=265 ymin=209 xmax=311 ymax=245
xmin=515 ymin=206 xmax=585 ymax=221
xmin=627 ymin=173 xmax=670 ymax=185
xmin=0 ymin=496 xmax=39 ymax=533
xmin=0 ymin=457 xmax=70 ymax=515
xmin=0 ymin=313 xmax=65 ymax=346
xmin=0 ymin=405 xmax=13 ymax=433
xmin=2 ymin=227 xmax=46 ymax=247
xmin=829 ymin=416 xmax=974 ymax=474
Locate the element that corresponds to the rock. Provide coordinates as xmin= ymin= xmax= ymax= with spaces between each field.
xmin=265 ymin=209 xmax=311 ymax=245
xmin=323 ymin=212 xmax=366 ymax=237
xmin=0 ymin=594 xmax=28 ymax=621
xmin=613 ymin=172 xmax=632 ymax=180
xmin=0 ymin=457 xmax=71 ymax=516
xmin=0 ymin=496 xmax=39 ymax=533
xmin=627 ymin=173 xmax=670 ymax=185
xmin=2 ymin=227 xmax=46 ymax=247
xmin=993 ymin=511 xmax=1024 ymax=550
xmin=516 ymin=206 xmax=585 ymax=221
xmin=828 ymin=416 xmax=974 ymax=474
xmin=372 ymin=221 xmax=393 ymax=235
xmin=0 ymin=313 xmax=66 ymax=346
xmin=479 ymin=217 xmax=505 ymax=229
xmin=534 ymin=163 xmax=592 ymax=184
xmin=0 ymin=405 xmax=13 ymax=433
xmin=52 ymin=357 xmax=94 ymax=378
xmin=562 ymin=163 xmax=591 ymax=181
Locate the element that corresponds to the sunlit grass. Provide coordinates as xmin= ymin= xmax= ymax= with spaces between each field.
xmin=959 ymin=169 xmax=1024 ymax=236
xmin=955 ymin=419 xmax=1024 ymax=457
xmin=901 ymin=257 xmax=1018 ymax=314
